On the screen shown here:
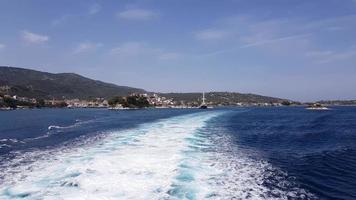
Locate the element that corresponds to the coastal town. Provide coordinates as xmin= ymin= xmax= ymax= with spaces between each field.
xmin=2 ymin=67 xmax=350 ymax=111
xmin=0 ymin=92 xmax=289 ymax=110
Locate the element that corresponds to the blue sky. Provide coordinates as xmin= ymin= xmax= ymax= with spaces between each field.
xmin=0 ymin=0 xmax=356 ymax=101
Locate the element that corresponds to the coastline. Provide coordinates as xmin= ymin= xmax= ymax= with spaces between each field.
xmin=2 ymin=104 xmax=356 ymax=112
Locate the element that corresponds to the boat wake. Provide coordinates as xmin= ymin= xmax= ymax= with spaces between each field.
xmin=0 ymin=111 xmax=313 ymax=199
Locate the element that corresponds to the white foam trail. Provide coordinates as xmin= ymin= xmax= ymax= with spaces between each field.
xmin=0 ymin=112 xmax=221 ymax=199
xmin=170 ymin=131 xmax=313 ymax=199
xmin=0 ymin=111 xmax=312 ymax=199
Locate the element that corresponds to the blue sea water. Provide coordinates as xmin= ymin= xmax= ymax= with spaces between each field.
xmin=0 ymin=107 xmax=356 ymax=199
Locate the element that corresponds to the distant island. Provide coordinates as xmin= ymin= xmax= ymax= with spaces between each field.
xmin=4 ymin=66 xmax=353 ymax=110
xmin=316 ymin=100 xmax=356 ymax=106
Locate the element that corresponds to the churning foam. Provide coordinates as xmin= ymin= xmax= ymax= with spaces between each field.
xmin=0 ymin=111 xmax=312 ymax=199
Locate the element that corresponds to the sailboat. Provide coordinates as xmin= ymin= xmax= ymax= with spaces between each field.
xmin=199 ymin=92 xmax=208 ymax=109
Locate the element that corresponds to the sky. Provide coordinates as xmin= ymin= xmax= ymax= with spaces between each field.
xmin=0 ymin=0 xmax=356 ymax=101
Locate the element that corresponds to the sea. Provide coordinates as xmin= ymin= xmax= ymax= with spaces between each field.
xmin=0 ymin=107 xmax=355 ymax=200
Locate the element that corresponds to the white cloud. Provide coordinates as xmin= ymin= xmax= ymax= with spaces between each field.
xmin=0 ymin=43 xmax=5 ymax=50
xmin=51 ymin=3 xmax=101 ymax=26
xmin=158 ymin=52 xmax=181 ymax=60
xmin=22 ymin=30 xmax=49 ymax=44
xmin=306 ymin=50 xmax=334 ymax=57
xmin=195 ymin=29 xmax=229 ymax=40
xmin=199 ymin=33 xmax=311 ymax=57
xmin=73 ymin=42 xmax=103 ymax=54
xmin=51 ymin=14 xmax=73 ymax=26
xmin=303 ymin=14 xmax=356 ymax=32
xmin=110 ymin=42 xmax=181 ymax=61
xmin=110 ymin=42 xmax=157 ymax=56
xmin=116 ymin=9 xmax=157 ymax=20
xmin=233 ymin=18 xmax=311 ymax=49
xmin=240 ymin=33 xmax=311 ymax=48
xmin=89 ymin=3 xmax=101 ymax=15
xmin=326 ymin=26 xmax=344 ymax=31
xmin=195 ymin=15 xmax=318 ymax=58
xmin=306 ymin=49 xmax=356 ymax=64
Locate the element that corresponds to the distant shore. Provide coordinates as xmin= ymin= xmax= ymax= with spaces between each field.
xmin=2 ymin=104 xmax=356 ymax=112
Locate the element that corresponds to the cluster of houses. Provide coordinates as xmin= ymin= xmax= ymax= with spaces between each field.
xmin=0 ymin=95 xmax=38 ymax=110
xmin=61 ymin=98 xmax=109 ymax=108
xmin=6 ymin=95 xmax=37 ymax=104
xmin=233 ymin=102 xmax=283 ymax=107
xmin=15 ymin=95 xmax=38 ymax=103
xmin=1 ymin=93 xmax=175 ymax=109
xmin=143 ymin=93 xmax=176 ymax=107
xmin=0 ymin=95 xmax=110 ymax=109
xmin=1 ymin=92 xmax=288 ymax=110
xmin=63 ymin=93 xmax=181 ymax=109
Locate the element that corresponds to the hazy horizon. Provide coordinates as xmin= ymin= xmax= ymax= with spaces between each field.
xmin=1 ymin=0 xmax=356 ymax=102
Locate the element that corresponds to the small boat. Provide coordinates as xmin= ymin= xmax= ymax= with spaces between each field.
xmin=306 ymin=103 xmax=329 ymax=110
xmin=199 ymin=92 xmax=208 ymax=109
xmin=199 ymin=105 xmax=208 ymax=109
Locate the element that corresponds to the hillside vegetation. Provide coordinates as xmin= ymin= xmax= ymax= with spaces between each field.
xmin=0 ymin=66 xmax=289 ymax=104
xmin=0 ymin=66 xmax=145 ymax=99
xmin=160 ymin=92 xmax=287 ymax=105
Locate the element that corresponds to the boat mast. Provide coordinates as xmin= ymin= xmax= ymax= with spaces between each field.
xmin=202 ymin=92 xmax=206 ymax=105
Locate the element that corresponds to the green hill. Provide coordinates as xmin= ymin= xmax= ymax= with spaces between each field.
xmin=0 ymin=66 xmax=145 ymax=99
xmin=159 ymin=92 xmax=287 ymax=105
xmin=0 ymin=66 xmax=289 ymax=104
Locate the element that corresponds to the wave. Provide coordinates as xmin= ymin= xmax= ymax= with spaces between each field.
xmin=47 ymin=121 xmax=83 ymax=131
xmin=47 ymin=118 xmax=96 ymax=131
xmin=22 ymin=119 xmax=96 ymax=142
xmin=0 ymin=139 xmax=24 ymax=143
xmin=47 ymin=125 xmax=63 ymax=130
xmin=0 ymin=139 xmax=25 ymax=149
xmin=0 ymin=111 xmax=313 ymax=199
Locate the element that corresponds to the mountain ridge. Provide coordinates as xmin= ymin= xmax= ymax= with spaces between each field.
xmin=0 ymin=66 xmax=145 ymax=99
xmin=0 ymin=66 xmax=288 ymax=103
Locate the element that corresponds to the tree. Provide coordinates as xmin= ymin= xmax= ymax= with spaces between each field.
xmin=56 ymin=102 xmax=68 ymax=108
xmin=36 ymin=99 xmax=46 ymax=108
xmin=281 ymin=101 xmax=291 ymax=106
xmin=136 ymin=96 xmax=149 ymax=108
xmin=108 ymin=95 xmax=150 ymax=108
xmin=126 ymin=96 xmax=138 ymax=107
xmin=3 ymin=97 xmax=17 ymax=109
xmin=108 ymin=96 xmax=125 ymax=107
